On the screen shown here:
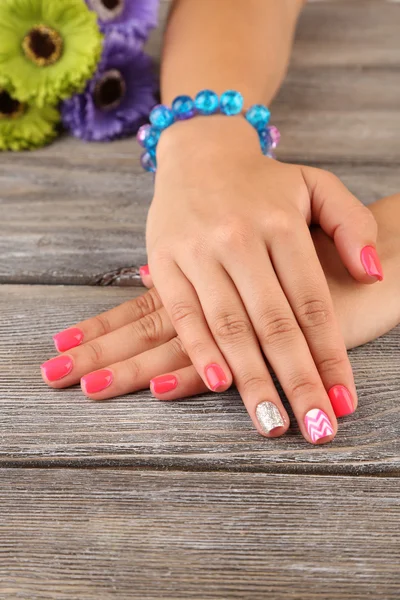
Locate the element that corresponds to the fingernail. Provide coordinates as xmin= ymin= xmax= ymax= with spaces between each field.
xmin=205 ymin=363 xmax=228 ymax=391
xmin=139 ymin=264 xmax=150 ymax=279
xmin=361 ymin=246 xmax=384 ymax=281
xmin=304 ymin=408 xmax=334 ymax=444
xmin=81 ymin=369 xmax=113 ymax=394
xmin=41 ymin=355 xmax=73 ymax=382
xmin=53 ymin=327 xmax=84 ymax=352
xmin=256 ymin=401 xmax=284 ymax=435
xmin=150 ymin=374 xmax=178 ymax=395
xmin=328 ymin=384 xmax=354 ymax=417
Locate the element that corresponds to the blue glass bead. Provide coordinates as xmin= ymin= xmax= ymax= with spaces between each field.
xmin=194 ymin=90 xmax=219 ymax=115
xmin=137 ymin=124 xmax=160 ymax=151
xmin=172 ymin=95 xmax=196 ymax=120
xmin=149 ymin=104 xmax=175 ymax=130
xmin=245 ymin=105 xmax=271 ymax=131
xmin=220 ymin=90 xmax=244 ymax=116
xmin=258 ymin=128 xmax=272 ymax=155
xmin=141 ymin=151 xmax=157 ymax=173
xmin=136 ymin=124 xmax=151 ymax=148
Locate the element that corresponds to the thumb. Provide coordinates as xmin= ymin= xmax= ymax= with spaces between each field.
xmin=302 ymin=166 xmax=383 ymax=283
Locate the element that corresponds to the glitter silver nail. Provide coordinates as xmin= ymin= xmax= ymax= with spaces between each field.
xmin=256 ymin=401 xmax=284 ymax=434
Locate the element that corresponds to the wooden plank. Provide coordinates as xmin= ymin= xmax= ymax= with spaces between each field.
xmin=153 ymin=0 xmax=400 ymax=68
xmin=1 ymin=0 xmax=399 ymax=284
xmin=1 ymin=154 xmax=398 ymax=285
xmin=1 ymin=284 xmax=399 ymax=474
xmin=1 ymin=469 xmax=399 ymax=599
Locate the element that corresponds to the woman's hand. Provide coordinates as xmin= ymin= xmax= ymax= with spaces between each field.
xmin=41 ymin=196 xmax=399 ymax=445
xmin=145 ymin=115 xmax=381 ymax=440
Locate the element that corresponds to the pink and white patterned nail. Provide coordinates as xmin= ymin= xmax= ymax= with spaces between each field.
xmin=304 ymin=409 xmax=334 ymax=443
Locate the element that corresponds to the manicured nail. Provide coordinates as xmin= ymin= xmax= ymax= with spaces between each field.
xmin=304 ymin=408 xmax=334 ymax=443
xmin=53 ymin=327 xmax=83 ymax=352
xmin=205 ymin=363 xmax=228 ymax=391
xmin=150 ymin=374 xmax=178 ymax=395
xmin=361 ymin=246 xmax=384 ymax=281
xmin=256 ymin=401 xmax=284 ymax=435
xmin=81 ymin=369 xmax=113 ymax=394
xmin=139 ymin=264 xmax=150 ymax=279
xmin=41 ymin=355 xmax=73 ymax=382
xmin=328 ymin=384 xmax=354 ymax=417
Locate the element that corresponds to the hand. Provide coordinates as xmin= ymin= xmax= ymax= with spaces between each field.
xmin=41 ymin=196 xmax=400 ymax=444
xmin=145 ymin=116 xmax=381 ymax=440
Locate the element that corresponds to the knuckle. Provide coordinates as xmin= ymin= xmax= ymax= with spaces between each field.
xmin=266 ymin=210 xmax=294 ymax=236
xmin=288 ymin=373 xmax=321 ymax=399
xmin=85 ymin=340 xmax=104 ymax=366
xmin=131 ymin=289 xmax=158 ymax=320
xmin=259 ymin=311 xmax=298 ymax=346
xmin=125 ymin=358 xmax=141 ymax=381
xmin=186 ymin=237 xmax=208 ymax=261
xmin=215 ymin=219 xmax=252 ymax=251
xmin=316 ymin=354 xmax=349 ymax=377
xmin=149 ymin=246 xmax=172 ymax=266
xmin=135 ymin=311 xmax=163 ymax=344
xmin=240 ymin=373 xmax=271 ymax=396
xmin=213 ymin=313 xmax=253 ymax=344
xmin=169 ymin=300 xmax=198 ymax=327
xmin=169 ymin=336 xmax=189 ymax=361
xmin=92 ymin=314 xmax=111 ymax=337
xmin=297 ymin=299 xmax=331 ymax=329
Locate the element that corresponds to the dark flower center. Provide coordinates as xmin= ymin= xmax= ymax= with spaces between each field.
xmin=0 ymin=90 xmax=25 ymax=120
xmin=22 ymin=25 xmax=63 ymax=67
xmin=90 ymin=0 xmax=124 ymax=21
xmin=94 ymin=70 xmax=126 ymax=111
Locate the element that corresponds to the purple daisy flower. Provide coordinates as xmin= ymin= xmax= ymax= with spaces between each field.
xmin=86 ymin=0 xmax=159 ymax=41
xmin=61 ymin=31 xmax=157 ymax=142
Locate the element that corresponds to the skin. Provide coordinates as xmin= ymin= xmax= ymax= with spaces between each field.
xmin=41 ymin=196 xmax=400 ymax=445
xmin=144 ymin=0 xmax=382 ymax=441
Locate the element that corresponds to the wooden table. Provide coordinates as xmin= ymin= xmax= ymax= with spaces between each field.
xmin=1 ymin=1 xmax=399 ymax=598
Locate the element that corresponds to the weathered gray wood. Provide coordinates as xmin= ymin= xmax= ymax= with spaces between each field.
xmin=1 ymin=0 xmax=399 ymax=285
xmin=0 ymin=157 xmax=398 ymax=285
xmin=1 ymin=284 xmax=399 ymax=474
xmin=1 ymin=468 xmax=399 ymax=599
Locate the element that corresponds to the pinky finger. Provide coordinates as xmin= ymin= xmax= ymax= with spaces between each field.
xmin=150 ymin=366 xmax=207 ymax=401
xmin=139 ymin=264 xmax=154 ymax=289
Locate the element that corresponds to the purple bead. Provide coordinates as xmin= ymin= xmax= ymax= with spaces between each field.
xmin=268 ymin=125 xmax=281 ymax=149
xmin=137 ymin=124 xmax=152 ymax=148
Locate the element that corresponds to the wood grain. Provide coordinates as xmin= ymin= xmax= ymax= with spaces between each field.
xmin=1 ymin=284 xmax=399 ymax=474
xmin=1 ymin=1 xmax=399 ymax=284
xmin=1 ymin=469 xmax=399 ymax=600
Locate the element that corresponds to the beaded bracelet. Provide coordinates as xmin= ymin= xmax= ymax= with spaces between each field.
xmin=137 ymin=89 xmax=280 ymax=173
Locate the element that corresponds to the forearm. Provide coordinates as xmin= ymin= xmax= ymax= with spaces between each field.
xmin=161 ymin=0 xmax=305 ymax=106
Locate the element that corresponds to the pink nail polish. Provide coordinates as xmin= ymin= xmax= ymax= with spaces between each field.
xmin=150 ymin=374 xmax=178 ymax=394
xmin=328 ymin=385 xmax=354 ymax=417
xmin=41 ymin=355 xmax=73 ymax=382
xmin=360 ymin=246 xmax=384 ymax=281
xmin=205 ymin=363 xmax=228 ymax=391
xmin=53 ymin=327 xmax=83 ymax=352
xmin=139 ymin=264 xmax=150 ymax=278
xmin=304 ymin=408 xmax=334 ymax=443
xmin=81 ymin=369 xmax=113 ymax=394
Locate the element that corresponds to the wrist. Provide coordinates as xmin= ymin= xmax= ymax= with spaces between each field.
xmin=156 ymin=114 xmax=261 ymax=163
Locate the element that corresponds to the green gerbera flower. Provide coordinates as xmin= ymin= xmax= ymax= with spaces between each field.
xmin=0 ymin=88 xmax=60 ymax=150
xmin=0 ymin=0 xmax=103 ymax=107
